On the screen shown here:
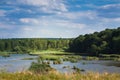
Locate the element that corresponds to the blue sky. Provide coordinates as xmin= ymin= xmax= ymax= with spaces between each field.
xmin=0 ymin=0 xmax=120 ymax=38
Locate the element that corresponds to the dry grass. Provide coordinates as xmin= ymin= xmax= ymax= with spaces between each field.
xmin=0 ymin=71 xmax=120 ymax=80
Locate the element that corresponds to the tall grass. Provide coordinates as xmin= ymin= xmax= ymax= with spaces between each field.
xmin=0 ymin=71 xmax=120 ymax=80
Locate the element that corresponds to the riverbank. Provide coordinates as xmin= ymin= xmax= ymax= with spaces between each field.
xmin=29 ymin=50 xmax=120 ymax=61
xmin=0 ymin=52 xmax=12 ymax=57
xmin=0 ymin=71 xmax=120 ymax=80
xmin=29 ymin=50 xmax=72 ymax=55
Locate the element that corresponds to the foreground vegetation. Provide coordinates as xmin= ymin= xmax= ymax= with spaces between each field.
xmin=0 ymin=71 xmax=120 ymax=80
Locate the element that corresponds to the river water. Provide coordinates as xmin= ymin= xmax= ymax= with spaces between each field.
xmin=0 ymin=54 xmax=120 ymax=73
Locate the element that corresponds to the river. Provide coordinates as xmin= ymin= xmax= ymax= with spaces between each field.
xmin=0 ymin=54 xmax=120 ymax=73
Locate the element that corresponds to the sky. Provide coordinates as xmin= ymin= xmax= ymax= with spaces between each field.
xmin=0 ymin=0 xmax=120 ymax=38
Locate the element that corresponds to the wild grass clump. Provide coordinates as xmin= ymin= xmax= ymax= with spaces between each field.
xmin=63 ymin=55 xmax=82 ymax=63
xmin=100 ymin=57 xmax=120 ymax=61
xmin=99 ymin=54 xmax=120 ymax=61
xmin=72 ymin=66 xmax=85 ymax=73
xmin=53 ymin=59 xmax=62 ymax=64
xmin=39 ymin=55 xmax=62 ymax=61
xmin=63 ymin=66 xmax=70 ymax=69
xmin=42 ymin=61 xmax=50 ymax=64
xmin=72 ymin=66 xmax=81 ymax=73
xmin=29 ymin=62 xmax=54 ymax=74
xmin=85 ymin=56 xmax=99 ymax=60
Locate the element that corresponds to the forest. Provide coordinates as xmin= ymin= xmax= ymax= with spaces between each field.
xmin=0 ymin=27 xmax=120 ymax=55
xmin=69 ymin=27 xmax=120 ymax=55
xmin=0 ymin=38 xmax=70 ymax=53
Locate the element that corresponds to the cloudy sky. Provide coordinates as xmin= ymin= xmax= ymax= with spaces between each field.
xmin=0 ymin=0 xmax=120 ymax=38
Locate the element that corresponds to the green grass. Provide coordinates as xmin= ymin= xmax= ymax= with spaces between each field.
xmin=0 ymin=52 xmax=11 ymax=57
xmin=63 ymin=55 xmax=82 ymax=63
xmin=32 ymin=50 xmax=120 ymax=62
xmin=29 ymin=50 xmax=72 ymax=55
xmin=0 ymin=71 xmax=120 ymax=80
xmin=39 ymin=55 xmax=63 ymax=61
xmin=99 ymin=54 xmax=120 ymax=61
xmin=38 ymin=53 xmax=83 ymax=63
xmin=85 ymin=56 xmax=99 ymax=60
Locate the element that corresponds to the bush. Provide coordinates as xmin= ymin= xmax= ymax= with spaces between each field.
xmin=29 ymin=62 xmax=54 ymax=74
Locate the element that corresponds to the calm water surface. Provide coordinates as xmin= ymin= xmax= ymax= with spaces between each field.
xmin=0 ymin=54 xmax=120 ymax=73
xmin=0 ymin=54 xmax=37 ymax=72
xmin=50 ymin=60 xmax=120 ymax=73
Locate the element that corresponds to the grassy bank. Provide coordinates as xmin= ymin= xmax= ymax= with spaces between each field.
xmin=29 ymin=50 xmax=71 ymax=55
xmin=0 ymin=71 xmax=120 ymax=80
xmin=0 ymin=52 xmax=11 ymax=57
xmin=30 ymin=50 xmax=120 ymax=62
xmin=99 ymin=54 xmax=120 ymax=61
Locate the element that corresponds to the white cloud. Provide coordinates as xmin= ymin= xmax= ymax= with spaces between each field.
xmin=43 ymin=18 xmax=86 ymax=29
xmin=100 ymin=4 xmax=120 ymax=9
xmin=57 ymin=11 xmax=97 ymax=20
xmin=20 ymin=18 xmax=39 ymax=24
xmin=17 ymin=0 xmax=67 ymax=13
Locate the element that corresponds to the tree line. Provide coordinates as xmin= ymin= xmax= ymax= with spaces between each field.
xmin=0 ymin=38 xmax=70 ymax=53
xmin=69 ymin=27 xmax=120 ymax=55
xmin=0 ymin=27 xmax=120 ymax=55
